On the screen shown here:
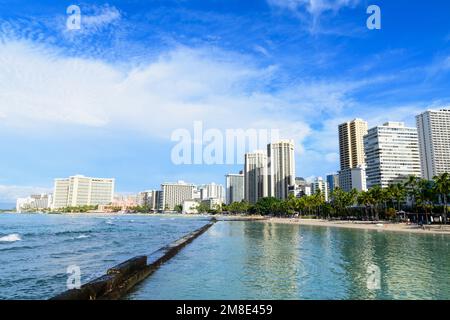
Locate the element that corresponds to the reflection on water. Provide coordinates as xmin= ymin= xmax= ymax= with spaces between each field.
xmin=129 ymin=221 xmax=450 ymax=300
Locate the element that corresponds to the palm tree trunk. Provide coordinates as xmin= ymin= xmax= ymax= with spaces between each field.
xmin=444 ymin=194 xmax=448 ymax=225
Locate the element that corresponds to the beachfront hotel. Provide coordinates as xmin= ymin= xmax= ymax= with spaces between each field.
xmin=160 ymin=181 xmax=196 ymax=211
xmin=16 ymin=194 xmax=52 ymax=213
xmin=267 ymin=140 xmax=296 ymax=200
xmin=416 ymin=109 xmax=450 ymax=180
xmin=225 ymin=173 xmax=244 ymax=205
xmin=338 ymin=119 xmax=368 ymax=192
xmin=244 ymin=151 xmax=268 ymax=204
xmin=364 ymin=122 xmax=422 ymax=189
xmin=52 ymin=175 xmax=115 ymax=209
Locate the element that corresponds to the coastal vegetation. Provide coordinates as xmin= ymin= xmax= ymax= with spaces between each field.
xmin=58 ymin=205 xmax=99 ymax=213
xmin=222 ymin=173 xmax=450 ymax=224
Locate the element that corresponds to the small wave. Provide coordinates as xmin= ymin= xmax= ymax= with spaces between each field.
xmin=0 ymin=234 xmax=21 ymax=242
xmin=106 ymin=220 xmax=114 ymax=225
xmin=76 ymin=234 xmax=90 ymax=239
xmin=54 ymin=230 xmax=94 ymax=236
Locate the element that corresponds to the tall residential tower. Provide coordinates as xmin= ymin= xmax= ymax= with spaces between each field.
xmin=338 ymin=119 xmax=368 ymax=192
xmin=416 ymin=109 xmax=450 ymax=180
xmin=364 ymin=122 xmax=421 ymax=188
xmin=267 ymin=140 xmax=296 ymax=200
xmin=244 ymin=151 xmax=268 ymax=204
xmin=225 ymin=173 xmax=244 ymax=204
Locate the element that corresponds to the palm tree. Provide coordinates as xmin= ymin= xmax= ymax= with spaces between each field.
xmin=395 ymin=183 xmax=407 ymax=211
xmin=369 ymin=186 xmax=384 ymax=221
xmin=417 ymin=179 xmax=434 ymax=224
xmin=357 ymin=191 xmax=374 ymax=220
xmin=433 ymin=173 xmax=450 ymax=224
xmin=405 ymin=175 xmax=421 ymax=223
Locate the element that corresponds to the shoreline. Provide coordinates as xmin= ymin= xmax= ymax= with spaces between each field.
xmin=261 ymin=217 xmax=450 ymax=235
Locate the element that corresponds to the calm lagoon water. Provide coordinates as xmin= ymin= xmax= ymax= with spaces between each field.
xmin=128 ymin=221 xmax=450 ymax=300
xmin=0 ymin=214 xmax=209 ymax=299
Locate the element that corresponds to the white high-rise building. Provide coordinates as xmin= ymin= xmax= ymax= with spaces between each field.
xmin=338 ymin=166 xmax=367 ymax=192
xmin=244 ymin=151 xmax=268 ymax=204
xmin=16 ymin=194 xmax=52 ymax=213
xmin=416 ymin=109 xmax=450 ymax=180
xmin=288 ymin=177 xmax=312 ymax=198
xmin=199 ymin=183 xmax=225 ymax=203
xmin=160 ymin=181 xmax=195 ymax=211
xmin=267 ymin=140 xmax=296 ymax=200
xmin=312 ymin=177 xmax=329 ymax=202
xmin=52 ymin=175 xmax=115 ymax=209
xmin=364 ymin=122 xmax=421 ymax=189
xmin=225 ymin=173 xmax=244 ymax=204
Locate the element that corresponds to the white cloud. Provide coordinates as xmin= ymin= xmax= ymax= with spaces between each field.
xmin=0 ymin=185 xmax=52 ymax=202
xmin=268 ymin=0 xmax=360 ymax=16
xmin=0 ymin=39 xmax=406 ymax=179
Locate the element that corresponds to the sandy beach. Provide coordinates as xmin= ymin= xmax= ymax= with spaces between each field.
xmin=261 ymin=217 xmax=450 ymax=235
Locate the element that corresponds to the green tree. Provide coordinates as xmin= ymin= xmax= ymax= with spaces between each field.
xmin=405 ymin=175 xmax=421 ymax=222
xmin=433 ymin=173 xmax=450 ymax=224
xmin=368 ymin=186 xmax=385 ymax=220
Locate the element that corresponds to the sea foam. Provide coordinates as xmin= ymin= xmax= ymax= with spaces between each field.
xmin=0 ymin=234 xmax=21 ymax=242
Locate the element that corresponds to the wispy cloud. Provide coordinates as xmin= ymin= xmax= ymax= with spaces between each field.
xmin=0 ymin=185 xmax=52 ymax=202
xmin=0 ymin=38 xmax=390 ymax=179
xmin=268 ymin=0 xmax=360 ymax=16
xmin=267 ymin=0 xmax=361 ymax=34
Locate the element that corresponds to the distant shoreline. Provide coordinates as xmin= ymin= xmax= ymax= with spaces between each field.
xmin=3 ymin=211 xmax=450 ymax=235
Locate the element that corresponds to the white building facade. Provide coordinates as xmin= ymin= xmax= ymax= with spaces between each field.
xmin=16 ymin=194 xmax=52 ymax=213
xmin=267 ymin=140 xmax=296 ymax=200
xmin=160 ymin=181 xmax=195 ymax=211
xmin=416 ymin=109 xmax=450 ymax=180
xmin=52 ymin=175 xmax=115 ymax=209
xmin=364 ymin=122 xmax=421 ymax=189
xmin=312 ymin=177 xmax=329 ymax=202
xmin=244 ymin=151 xmax=268 ymax=204
xmin=225 ymin=173 xmax=244 ymax=204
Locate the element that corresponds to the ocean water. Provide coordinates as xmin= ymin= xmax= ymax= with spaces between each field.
xmin=2 ymin=215 xmax=450 ymax=300
xmin=128 ymin=221 xmax=450 ymax=300
xmin=0 ymin=214 xmax=210 ymax=299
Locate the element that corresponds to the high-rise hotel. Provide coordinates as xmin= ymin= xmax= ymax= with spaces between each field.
xmin=267 ymin=140 xmax=296 ymax=200
xmin=416 ymin=109 xmax=450 ymax=180
xmin=338 ymin=119 xmax=368 ymax=192
xmin=364 ymin=122 xmax=421 ymax=188
xmin=52 ymin=175 xmax=115 ymax=209
xmin=244 ymin=151 xmax=268 ymax=204
xmin=160 ymin=181 xmax=195 ymax=211
xmin=225 ymin=173 xmax=244 ymax=205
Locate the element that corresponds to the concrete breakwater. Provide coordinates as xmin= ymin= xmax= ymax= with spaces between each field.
xmin=50 ymin=219 xmax=216 ymax=300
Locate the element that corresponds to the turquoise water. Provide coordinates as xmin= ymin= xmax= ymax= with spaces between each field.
xmin=2 ymin=215 xmax=450 ymax=300
xmin=0 ymin=214 xmax=209 ymax=299
xmin=128 ymin=221 xmax=450 ymax=300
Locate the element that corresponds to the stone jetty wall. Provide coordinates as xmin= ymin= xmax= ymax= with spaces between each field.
xmin=50 ymin=219 xmax=216 ymax=300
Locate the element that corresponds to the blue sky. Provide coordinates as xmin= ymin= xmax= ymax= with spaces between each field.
xmin=0 ymin=0 xmax=449 ymax=202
